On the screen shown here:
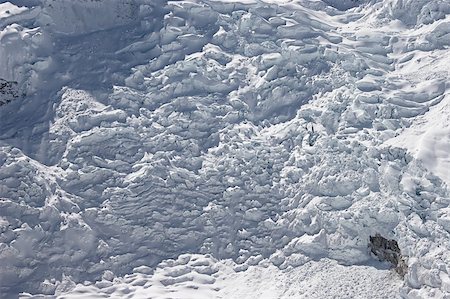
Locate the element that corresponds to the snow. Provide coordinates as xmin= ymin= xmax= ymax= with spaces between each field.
xmin=0 ymin=0 xmax=449 ymax=298
xmin=19 ymin=254 xmax=402 ymax=299
xmin=0 ymin=2 xmax=28 ymax=19
xmin=387 ymin=98 xmax=450 ymax=186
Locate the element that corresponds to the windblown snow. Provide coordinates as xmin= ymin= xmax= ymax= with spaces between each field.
xmin=0 ymin=0 xmax=449 ymax=298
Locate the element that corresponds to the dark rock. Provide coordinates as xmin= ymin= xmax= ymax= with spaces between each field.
xmin=369 ymin=234 xmax=407 ymax=277
xmin=0 ymin=78 xmax=20 ymax=106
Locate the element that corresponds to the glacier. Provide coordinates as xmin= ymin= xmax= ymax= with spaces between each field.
xmin=0 ymin=0 xmax=449 ymax=298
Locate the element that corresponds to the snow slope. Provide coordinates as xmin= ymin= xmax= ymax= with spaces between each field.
xmin=0 ymin=0 xmax=449 ymax=298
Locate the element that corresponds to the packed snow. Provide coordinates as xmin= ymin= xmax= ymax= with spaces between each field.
xmin=0 ymin=0 xmax=449 ymax=298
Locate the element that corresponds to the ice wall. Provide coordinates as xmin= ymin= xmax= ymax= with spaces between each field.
xmin=37 ymin=0 xmax=140 ymax=35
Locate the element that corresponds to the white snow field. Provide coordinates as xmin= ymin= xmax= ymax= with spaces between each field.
xmin=0 ymin=0 xmax=449 ymax=298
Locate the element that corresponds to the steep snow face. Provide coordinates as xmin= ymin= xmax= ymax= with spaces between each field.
xmin=0 ymin=0 xmax=449 ymax=298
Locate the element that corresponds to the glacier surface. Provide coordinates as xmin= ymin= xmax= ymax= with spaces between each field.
xmin=0 ymin=0 xmax=449 ymax=298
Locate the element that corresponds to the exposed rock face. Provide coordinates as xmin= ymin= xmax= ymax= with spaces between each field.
xmin=369 ymin=234 xmax=407 ymax=276
xmin=0 ymin=79 xmax=19 ymax=106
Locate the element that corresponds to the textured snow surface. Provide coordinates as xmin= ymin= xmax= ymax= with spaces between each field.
xmin=20 ymin=254 xmax=402 ymax=299
xmin=0 ymin=0 xmax=449 ymax=298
